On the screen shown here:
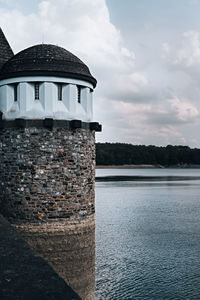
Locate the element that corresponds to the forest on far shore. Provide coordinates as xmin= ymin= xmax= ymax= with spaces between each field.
xmin=95 ymin=143 xmax=200 ymax=166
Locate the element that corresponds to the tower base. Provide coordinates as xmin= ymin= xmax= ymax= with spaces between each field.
xmin=13 ymin=215 xmax=95 ymax=300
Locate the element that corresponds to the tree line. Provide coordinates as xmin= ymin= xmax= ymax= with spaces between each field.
xmin=96 ymin=143 xmax=200 ymax=166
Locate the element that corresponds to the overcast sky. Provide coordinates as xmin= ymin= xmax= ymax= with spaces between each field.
xmin=1 ymin=0 xmax=200 ymax=146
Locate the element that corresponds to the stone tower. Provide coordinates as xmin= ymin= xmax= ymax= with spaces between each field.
xmin=0 ymin=28 xmax=101 ymax=300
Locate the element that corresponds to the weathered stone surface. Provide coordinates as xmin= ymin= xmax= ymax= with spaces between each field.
xmin=0 ymin=126 xmax=96 ymax=300
xmin=0 ymin=127 xmax=95 ymax=221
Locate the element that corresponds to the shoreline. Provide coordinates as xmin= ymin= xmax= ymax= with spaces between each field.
xmin=96 ymin=164 xmax=200 ymax=169
xmin=95 ymin=175 xmax=200 ymax=182
xmin=96 ymin=164 xmax=163 ymax=169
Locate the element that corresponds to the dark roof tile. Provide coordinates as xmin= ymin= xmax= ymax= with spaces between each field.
xmin=0 ymin=27 xmax=14 ymax=69
xmin=0 ymin=44 xmax=97 ymax=87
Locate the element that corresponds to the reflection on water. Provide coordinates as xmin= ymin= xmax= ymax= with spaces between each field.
xmin=95 ymin=169 xmax=200 ymax=300
xmin=96 ymin=167 xmax=200 ymax=177
xmin=16 ymin=216 xmax=95 ymax=300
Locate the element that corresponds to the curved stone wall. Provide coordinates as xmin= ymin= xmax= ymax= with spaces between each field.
xmin=0 ymin=126 xmax=95 ymax=220
xmin=0 ymin=125 xmax=96 ymax=300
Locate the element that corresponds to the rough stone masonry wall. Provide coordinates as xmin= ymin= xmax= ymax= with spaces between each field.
xmin=0 ymin=126 xmax=96 ymax=300
xmin=0 ymin=126 xmax=95 ymax=221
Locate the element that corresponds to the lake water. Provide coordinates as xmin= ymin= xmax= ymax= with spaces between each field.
xmin=95 ymin=168 xmax=200 ymax=300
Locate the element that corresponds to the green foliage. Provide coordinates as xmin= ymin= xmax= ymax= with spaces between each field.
xmin=95 ymin=143 xmax=200 ymax=166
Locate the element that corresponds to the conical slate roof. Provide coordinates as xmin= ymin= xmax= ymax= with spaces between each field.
xmin=0 ymin=44 xmax=97 ymax=87
xmin=0 ymin=27 xmax=14 ymax=70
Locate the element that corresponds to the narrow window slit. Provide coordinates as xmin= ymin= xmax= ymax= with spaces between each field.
xmin=14 ymin=84 xmax=18 ymax=102
xmin=77 ymin=86 xmax=81 ymax=103
xmin=35 ymin=83 xmax=40 ymax=100
xmin=58 ymin=83 xmax=62 ymax=101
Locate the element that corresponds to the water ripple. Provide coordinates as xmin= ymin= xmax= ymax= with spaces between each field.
xmin=95 ymin=173 xmax=200 ymax=300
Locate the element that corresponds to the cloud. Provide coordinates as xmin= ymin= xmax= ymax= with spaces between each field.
xmin=0 ymin=0 xmax=12 ymax=4
xmin=1 ymin=1 xmax=200 ymax=146
xmin=0 ymin=0 xmax=151 ymax=141
xmin=162 ymin=31 xmax=200 ymax=74
xmin=145 ymin=97 xmax=199 ymax=125
xmin=169 ymin=97 xmax=199 ymax=122
xmin=1 ymin=0 xmax=150 ymax=104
